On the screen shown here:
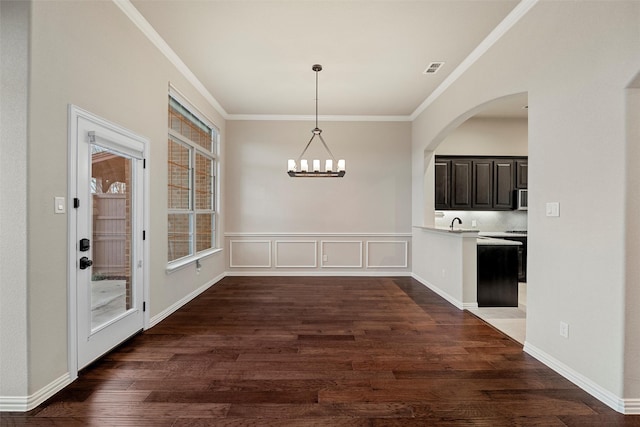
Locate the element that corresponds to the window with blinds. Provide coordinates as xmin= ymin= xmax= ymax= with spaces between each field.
xmin=167 ymin=95 xmax=218 ymax=264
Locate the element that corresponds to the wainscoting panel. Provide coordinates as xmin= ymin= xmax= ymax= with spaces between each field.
xmin=321 ymin=241 xmax=363 ymax=268
xmin=275 ymin=240 xmax=317 ymax=268
xmin=366 ymin=241 xmax=408 ymax=268
xmin=229 ymin=240 xmax=271 ymax=268
xmin=225 ymin=233 xmax=411 ymax=275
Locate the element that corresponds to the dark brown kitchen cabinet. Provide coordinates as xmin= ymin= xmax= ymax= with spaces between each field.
xmin=435 ymin=156 xmax=526 ymax=211
xmin=481 ymin=233 xmax=527 ymax=282
xmin=450 ymin=159 xmax=472 ymax=209
xmin=472 ymin=159 xmax=493 ymax=209
xmin=501 ymin=236 xmax=527 ymax=282
xmin=477 ymin=244 xmax=519 ymax=307
xmin=494 ymin=160 xmax=515 ymax=210
xmin=516 ymin=159 xmax=528 ymax=189
xmin=434 ymin=159 xmax=451 ymax=210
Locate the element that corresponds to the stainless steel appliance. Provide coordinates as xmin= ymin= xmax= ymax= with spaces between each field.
xmin=517 ymin=189 xmax=528 ymax=210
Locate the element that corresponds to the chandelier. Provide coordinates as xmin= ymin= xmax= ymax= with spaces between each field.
xmin=287 ymin=64 xmax=345 ymax=177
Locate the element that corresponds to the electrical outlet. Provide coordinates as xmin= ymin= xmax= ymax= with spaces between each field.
xmin=441 ymin=268 xmax=446 ymax=277
xmin=471 ymin=220 xmax=477 ymax=227
xmin=323 ymin=254 xmax=328 ymax=262
xmin=560 ymin=321 xmax=569 ymax=338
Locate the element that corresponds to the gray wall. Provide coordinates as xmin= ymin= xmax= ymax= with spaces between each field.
xmin=0 ymin=0 xmax=30 ymax=398
xmin=624 ymin=84 xmax=640 ymax=397
xmin=436 ymin=117 xmax=528 ymax=156
xmin=226 ymin=120 xmax=412 ymax=234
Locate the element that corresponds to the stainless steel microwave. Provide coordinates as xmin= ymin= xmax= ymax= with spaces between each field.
xmin=517 ymin=189 xmax=528 ymax=210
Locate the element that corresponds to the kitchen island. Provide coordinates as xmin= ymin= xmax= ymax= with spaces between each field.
xmin=477 ymin=237 xmax=521 ymax=307
xmin=480 ymin=232 xmax=527 ymax=282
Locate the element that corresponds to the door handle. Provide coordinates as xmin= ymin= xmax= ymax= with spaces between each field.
xmin=79 ymin=257 xmax=93 ymax=270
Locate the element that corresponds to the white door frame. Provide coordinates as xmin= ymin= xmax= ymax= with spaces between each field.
xmin=67 ymin=105 xmax=150 ymax=379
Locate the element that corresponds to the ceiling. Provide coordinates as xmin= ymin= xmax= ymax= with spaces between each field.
xmin=129 ymin=0 xmax=527 ymax=119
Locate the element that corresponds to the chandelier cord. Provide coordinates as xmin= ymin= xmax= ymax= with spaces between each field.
xmin=315 ymin=68 xmax=319 ymax=130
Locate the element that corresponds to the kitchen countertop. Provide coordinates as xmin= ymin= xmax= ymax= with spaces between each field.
xmin=416 ymin=226 xmax=479 ymax=235
xmin=413 ymin=227 xmax=525 ymax=245
xmin=479 ymin=231 xmax=527 ymax=238
xmin=476 ymin=236 xmax=522 ymax=246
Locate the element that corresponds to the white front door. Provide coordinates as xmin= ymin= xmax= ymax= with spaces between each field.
xmin=70 ymin=107 xmax=147 ymax=370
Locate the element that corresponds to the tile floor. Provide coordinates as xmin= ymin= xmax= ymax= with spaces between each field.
xmin=469 ymin=282 xmax=527 ymax=344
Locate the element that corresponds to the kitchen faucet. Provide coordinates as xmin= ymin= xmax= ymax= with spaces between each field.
xmin=450 ymin=217 xmax=462 ymax=230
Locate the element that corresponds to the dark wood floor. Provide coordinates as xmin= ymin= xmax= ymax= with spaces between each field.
xmin=3 ymin=276 xmax=639 ymax=426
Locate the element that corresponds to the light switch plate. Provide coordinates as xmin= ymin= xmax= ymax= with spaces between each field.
xmin=54 ymin=196 xmax=66 ymax=214
xmin=546 ymin=202 xmax=560 ymax=217
xmin=560 ymin=321 xmax=569 ymax=338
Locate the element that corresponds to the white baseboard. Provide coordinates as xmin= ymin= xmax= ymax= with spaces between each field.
xmin=462 ymin=302 xmax=479 ymax=310
xmin=225 ymin=270 xmax=412 ymax=277
xmin=623 ymin=399 xmax=640 ymax=414
xmin=524 ymin=342 xmax=638 ymax=414
xmin=148 ymin=272 xmax=225 ymax=328
xmin=0 ymin=372 xmax=72 ymax=412
xmin=410 ymin=273 xmax=464 ymax=310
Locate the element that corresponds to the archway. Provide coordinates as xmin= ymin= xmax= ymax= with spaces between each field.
xmin=423 ymin=92 xmax=529 ymax=343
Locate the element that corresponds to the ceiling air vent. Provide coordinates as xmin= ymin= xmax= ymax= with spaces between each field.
xmin=423 ymin=62 xmax=444 ymax=74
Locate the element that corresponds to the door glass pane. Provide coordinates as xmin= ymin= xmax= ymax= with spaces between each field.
xmin=91 ymin=145 xmax=133 ymax=330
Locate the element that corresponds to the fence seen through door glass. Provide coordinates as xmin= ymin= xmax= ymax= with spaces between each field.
xmin=91 ymin=145 xmax=133 ymax=330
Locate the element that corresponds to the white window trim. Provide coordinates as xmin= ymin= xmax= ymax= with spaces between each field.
xmin=167 ymin=89 xmax=220 ymax=269
xmin=166 ymin=248 xmax=223 ymax=274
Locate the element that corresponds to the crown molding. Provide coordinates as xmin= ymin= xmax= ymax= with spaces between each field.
xmin=112 ymin=0 xmax=229 ymax=120
xmin=409 ymin=0 xmax=539 ymax=121
xmin=226 ymin=114 xmax=412 ymax=122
